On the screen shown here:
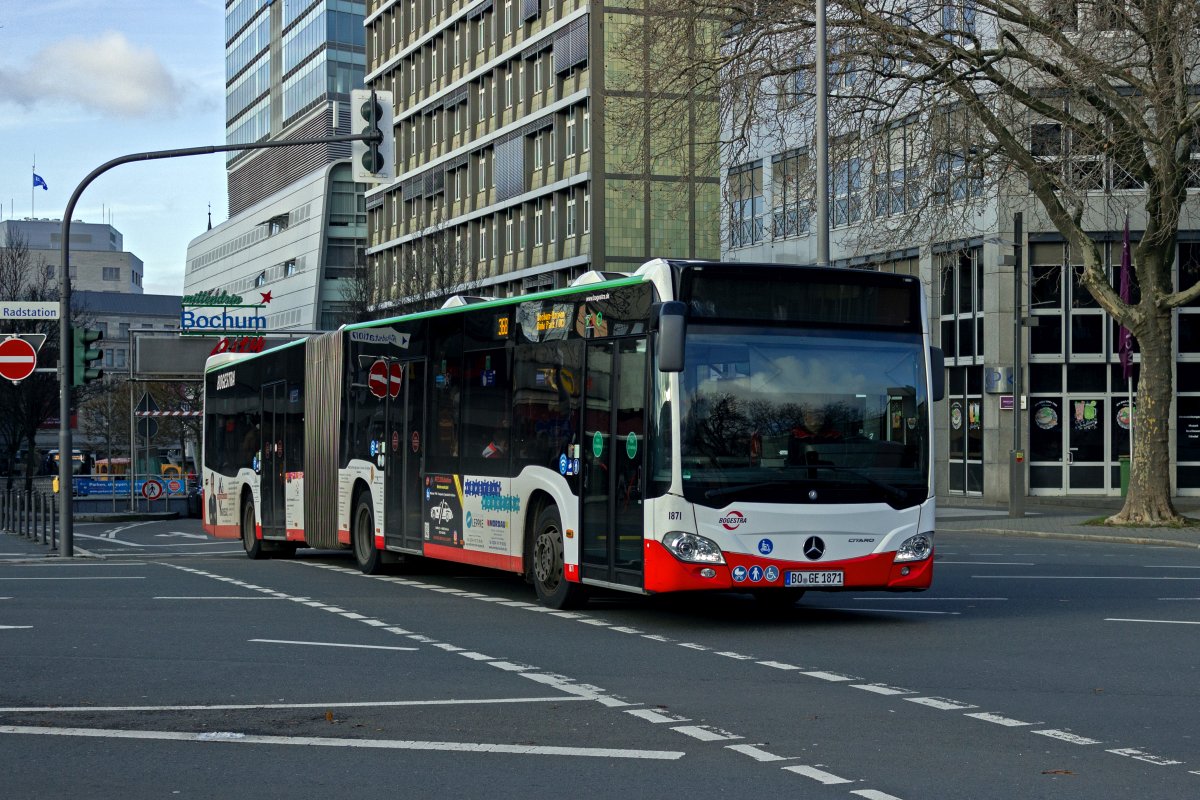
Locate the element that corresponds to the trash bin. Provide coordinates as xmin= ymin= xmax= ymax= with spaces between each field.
xmin=1119 ymin=455 xmax=1131 ymax=497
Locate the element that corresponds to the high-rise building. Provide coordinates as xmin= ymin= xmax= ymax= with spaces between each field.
xmin=362 ymin=0 xmax=719 ymax=308
xmin=184 ymin=0 xmax=369 ymax=331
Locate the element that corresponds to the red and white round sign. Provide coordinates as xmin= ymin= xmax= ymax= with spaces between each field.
xmin=0 ymin=337 xmax=37 ymax=383
xmin=389 ymin=362 xmax=404 ymax=398
xmin=142 ymin=478 xmax=164 ymax=501
xmin=368 ymin=359 xmax=389 ymax=398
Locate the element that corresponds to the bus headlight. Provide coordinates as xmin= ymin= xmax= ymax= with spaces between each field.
xmin=894 ymin=533 xmax=933 ymax=563
xmin=662 ymin=531 xmax=726 ymax=564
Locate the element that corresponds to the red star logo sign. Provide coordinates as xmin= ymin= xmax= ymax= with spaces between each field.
xmin=259 ymin=291 xmax=273 ymax=304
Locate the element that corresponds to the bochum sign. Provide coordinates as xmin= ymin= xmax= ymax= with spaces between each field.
xmin=180 ymin=290 xmax=271 ymax=336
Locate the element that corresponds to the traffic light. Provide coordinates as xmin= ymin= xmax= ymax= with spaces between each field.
xmin=71 ymin=327 xmax=104 ymax=387
xmin=350 ymin=88 xmax=395 ymax=182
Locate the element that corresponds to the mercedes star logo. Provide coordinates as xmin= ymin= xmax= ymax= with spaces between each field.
xmin=803 ymin=536 xmax=826 ymax=560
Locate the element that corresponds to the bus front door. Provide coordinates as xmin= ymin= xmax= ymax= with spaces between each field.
xmin=582 ymin=338 xmax=647 ymax=589
xmin=385 ymin=359 xmax=426 ymax=551
xmin=260 ymin=380 xmax=286 ymax=539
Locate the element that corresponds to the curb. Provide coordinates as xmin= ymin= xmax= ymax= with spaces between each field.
xmin=953 ymin=527 xmax=1200 ymax=549
xmin=74 ymin=512 xmax=179 ymax=523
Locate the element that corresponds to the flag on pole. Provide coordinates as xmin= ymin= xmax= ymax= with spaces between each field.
xmin=1119 ymin=214 xmax=1134 ymax=380
xmin=32 ymin=174 xmax=48 ymax=191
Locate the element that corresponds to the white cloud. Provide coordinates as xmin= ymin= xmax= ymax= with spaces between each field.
xmin=0 ymin=31 xmax=183 ymax=117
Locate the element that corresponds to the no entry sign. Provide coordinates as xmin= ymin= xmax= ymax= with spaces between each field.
xmin=368 ymin=359 xmax=388 ymax=398
xmin=0 ymin=336 xmax=37 ymax=383
xmin=389 ymin=362 xmax=403 ymax=398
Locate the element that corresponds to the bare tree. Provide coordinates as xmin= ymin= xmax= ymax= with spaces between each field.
xmin=0 ymin=231 xmax=62 ymax=492
xmin=382 ymin=209 xmax=484 ymax=315
xmin=634 ymin=0 xmax=1200 ymax=525
xmin=77 ymin=377 xmax=130 ymax=472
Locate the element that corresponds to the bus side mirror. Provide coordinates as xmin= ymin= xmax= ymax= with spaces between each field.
xmin=657 ymin=301 xmax=687 ymax=373
xmin=929 ymin=346 xmax=945 ymax=402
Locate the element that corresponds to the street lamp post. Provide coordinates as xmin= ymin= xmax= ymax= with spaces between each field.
xmin=1009 ymin=213 xmax=1025 ymax=518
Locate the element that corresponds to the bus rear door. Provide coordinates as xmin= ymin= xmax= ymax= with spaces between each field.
xmin=384 ymin=359 xmax=426 ymax=551
xmin=581 ymin=337 xmax=648 ymax=589
xmin=260 ymin=380 xmax=287 ymax=539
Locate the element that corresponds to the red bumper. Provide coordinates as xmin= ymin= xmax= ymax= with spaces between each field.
xmin=643 ymin=540 xmax=933 ymax=594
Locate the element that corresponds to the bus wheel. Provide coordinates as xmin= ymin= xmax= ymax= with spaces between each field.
xmin=352 ymin=493 xmax=383 ymax=575
xmin=241 ymin=498 xmax=265 ymax=560
xmin=752 ymin=588 xmax=805 ymax=608
xmin=531 ymin=505 xmax=586 ymax=609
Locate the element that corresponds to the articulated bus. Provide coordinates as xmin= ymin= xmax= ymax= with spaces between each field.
xmin=202 ymin=259 xmax=944 ymax=608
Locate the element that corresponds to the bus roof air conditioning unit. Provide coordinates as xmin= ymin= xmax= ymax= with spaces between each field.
xmin=440 ymin=295 xmax=492 ymax=308
xmin=570 ymin=271 xmax=628 ymax=287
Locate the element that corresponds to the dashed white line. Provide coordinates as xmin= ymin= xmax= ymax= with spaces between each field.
xmin=625 ymin=709 xmax=690 ymax=724
xmin=851 ymin=790 xmax=906 ymax=800
xmin=488 ymin=661 xmax=533 ymax=672
xmin=459 ymin=651 xmax=494 ymax=661
xmin=757 ymin=660 xmax=801 ymax=671
xmin=965 ymin=712 xmax=1034 ymax=727
xmin=853 ymin=684 xmax=914 ymax=696
xmin=153 ymin=596 xmax=286 ymax=600
xmin=726 ymin=743 xmax=790 ymax=762
xmin=249 ymin=639 xmax=417 ymax=652
xmin=782 ymin=765 xmax=853 ymax=784
xmin=1106 ymin=748 xmax=1183 ymax=766
xmin=803 ymin=671 xmax=856 ymax=682
xmin=0 ymin=697 xmax=592 ymax=713
xmin=1034 ymin=729 xmax=1103 ymax=745
xmin=1105 ymin=618 xmax=1200 ymax=626
xmin=670 ymin=725 xmax=742 ymax=742
xmin=905 ymin=697 xmax=978 ymax=711
xmin=827 ymin=608 xmax=961 ymax=615
xmin=0 ymin=725 xmax=685 ymax=759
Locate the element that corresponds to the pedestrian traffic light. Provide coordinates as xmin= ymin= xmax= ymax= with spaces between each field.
xmin=350 ymin=88 xmax=395 ymax=182
xmin=71 ymin=327 xmax=104 ymax=387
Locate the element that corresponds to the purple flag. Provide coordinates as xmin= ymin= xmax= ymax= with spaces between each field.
xmin=1119 ymin=216 xmax=1133 ymax=380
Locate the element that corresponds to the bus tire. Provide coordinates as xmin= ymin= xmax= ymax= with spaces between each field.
xmin=531 ymin=505 xmax=586 ymax=609
xmin=352 ymin=492 xmax=383 ymax=575
xmin=752 ymin=588 xmax=805 ymax=608
xmin=241 ymin=497 xmax=265 ymax=560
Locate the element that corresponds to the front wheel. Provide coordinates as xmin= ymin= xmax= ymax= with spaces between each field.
xmin=241 ymin=498 xmax=265 ymax=560
xmin=352 ymin=493 xmax=383 ymax=574
xmin=530 ymin=505 xmax=586 ymax=609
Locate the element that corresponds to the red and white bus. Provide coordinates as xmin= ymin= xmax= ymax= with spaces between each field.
xmin=202 ymin=259 xmax=943 ymax=608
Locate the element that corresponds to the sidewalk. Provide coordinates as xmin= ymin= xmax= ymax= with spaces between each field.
xmin=937 ymin=497 xmax=1200 ymax=549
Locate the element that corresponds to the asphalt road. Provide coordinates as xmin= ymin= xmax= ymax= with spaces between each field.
xmin=1 ymin=516 xmax=1197 ymax=799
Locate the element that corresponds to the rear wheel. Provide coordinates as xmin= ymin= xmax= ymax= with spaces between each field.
xmin=352 ymin=493 xmax=383 ymax=574
xmin=241 ymin=498 xmax=265 ymax=560
xmin=530 ymin=505 xmax=586 ymax=609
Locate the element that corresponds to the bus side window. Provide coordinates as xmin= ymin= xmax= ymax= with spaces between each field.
xmin=461 ymin=347 xmax=510 ymax=476
xmin=429 ymin=317 xmax=463 ymax=476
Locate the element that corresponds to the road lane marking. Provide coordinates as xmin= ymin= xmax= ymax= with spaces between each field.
xmin=803 ymin=671 xmax=856 ymax=682
xmin=1106 ymin=748 xmax=1183 ymax=766
xmin=757 ymin=661 xmax=802 ymax=670
xmin=853 ymin=684 xmax=914 ymax=696
xmin=974 ymin=575 xmax=1200 ymax=580
xmin=1034 ymin=729 xmax=1103 ymax=745
xmin=1105 ymin=618 xmax=1200 ymax=626
xmin=155 ymin=596 xmax=288 ymax=600
xmin=906 ymin=697 xmax=978 ymax=711
xmin=0 ymin=625 xmax=32 ymax=630
xmin=249 ymin=639 xmax=418 ymax=652
xmin=0 ymin=696 xmax=592 ymax=713
xmin=782 ymin=765 xmax=853 ymax=784
xmin=0 ymin=725 xmax=685 ymax=759
xmin=726 ymin=743 xmax=791 ymax=761
xmin=826 ymin=608 xmax=961 ymax=615
xmin=851 ymin=791 xmax=905 ymax=800
xmin=671 ymin=725 xmax=742 ymax=742
xmin=965 ymin=712 xmax=1035 ymax=727
xmin=625 ymin=709 xmax=690 ymax=724
xmin=0 ymin=576 xmax=145 ymax=581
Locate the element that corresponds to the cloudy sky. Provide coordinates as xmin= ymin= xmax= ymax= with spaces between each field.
xmin=0 ymin=0 xmax=227 ymax=295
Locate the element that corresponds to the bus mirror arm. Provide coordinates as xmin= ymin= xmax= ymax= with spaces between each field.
xmin=929 ymin=346 xmax=945 ymax=402
xmin=657 ymin=301 xmax=687 ymax=373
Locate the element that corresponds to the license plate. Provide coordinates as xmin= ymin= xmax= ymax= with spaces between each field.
xmin=785 ymin=570 xmax=844 ymax=587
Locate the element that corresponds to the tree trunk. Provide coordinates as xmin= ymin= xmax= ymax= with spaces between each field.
xmin=1108 ymin=307 xmax=1182 ymax=525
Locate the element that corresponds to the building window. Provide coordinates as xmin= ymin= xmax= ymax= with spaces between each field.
xmin=284 ymin=259 xmax=298 ymax=277
xmin=520 ymin=210 xmax=527 ymax=249
xmin=254 ymin=271 xmax=268 ymax=288
xmin=549 ymin=197 xmax=557 ymax=243
xmin=533 ymin=55 xmax=543 ymax=93
xmin=772 ymin=150 xmax=809 ymax=239
xmin=505 ymin=213 xmax=514 ymax=253
xmin=565 ymin=116 xmax=576 ymax=157
xmin=505 ymin=0 xmax=513 ymax=35
xmin=480 ymin=222 xmax=488 ymax=262
xmin=583 ymin=192 xmax=590 ymax=233
xmin=566 ymin=196 xmax=576 ymax=237
xmin=728 ymin=161 xmax=764 ymax=248
xmin=582 ymin=110 xmax=590 ymax=151
xmin=102 ymin=266 xmax=121 ymax=282
xmin=533 ymin=132 xmax=544 ymax=170
xmin=831 ymin=155 xmax=863 ymax=226
xmin=505 ymin=68 xmax=513 ymax=108
xmin=534 ymin=205 xmax=544 ymax=245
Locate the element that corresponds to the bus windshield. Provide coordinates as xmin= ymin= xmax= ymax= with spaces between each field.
xmin=678 ymin=327 xmax=929 ymax=509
